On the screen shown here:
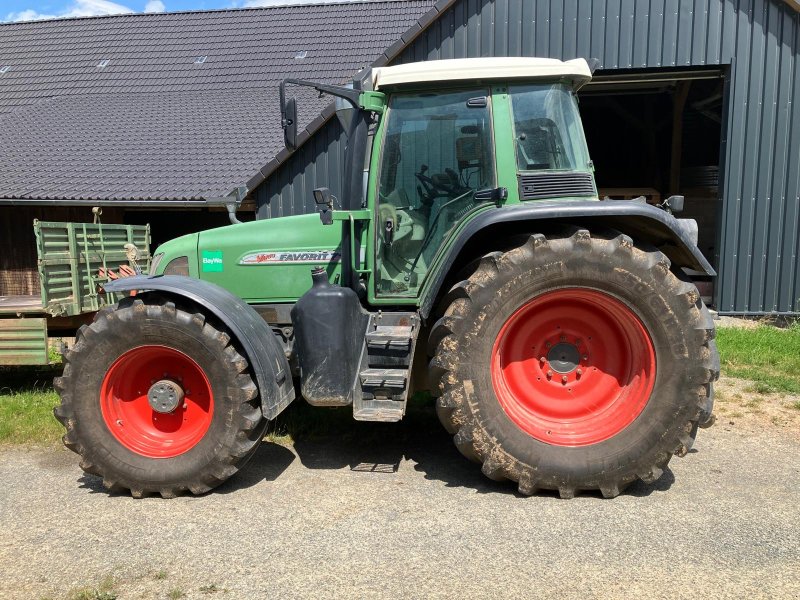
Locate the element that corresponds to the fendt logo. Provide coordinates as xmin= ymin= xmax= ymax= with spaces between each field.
xmin=239 ymin=250 xmax=341 ymax=265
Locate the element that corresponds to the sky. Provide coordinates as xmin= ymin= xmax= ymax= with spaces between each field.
xmin=1 ymin=0 xmax=356 ymax=22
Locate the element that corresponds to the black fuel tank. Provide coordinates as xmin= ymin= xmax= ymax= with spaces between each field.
xmin=290 ymin=268 xmax=369 ymax=406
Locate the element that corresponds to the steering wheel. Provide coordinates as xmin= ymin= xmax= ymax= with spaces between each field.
xmin=415 ymin=167 xmax=464 ymax=206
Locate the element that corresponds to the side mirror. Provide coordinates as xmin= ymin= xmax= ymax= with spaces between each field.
xmin=664 ymin=195 xmax=685 ymax=214
xmin=313 ymin=187 xmax=335 ymax=225
xmin=282 ymin=97 xmax=297 ymax=150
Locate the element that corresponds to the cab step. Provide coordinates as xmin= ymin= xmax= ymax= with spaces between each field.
xmin=353 ymin=312 xmax=419 ymax=422
xmin=359 ymin=368 xmax=407 ymax=388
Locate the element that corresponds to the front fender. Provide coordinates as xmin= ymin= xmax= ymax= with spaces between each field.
xmin=103 ymin=275 xmax=295 ymax=420
xmin=421 ymin=200 xmax=715 ymax=319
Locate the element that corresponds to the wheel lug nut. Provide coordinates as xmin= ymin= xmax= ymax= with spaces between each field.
xmin=545 ymin=342 xmax=551 ymax=349
xmin=575 ymin=339 xmax=582 ymax=345
xmin=576 ymin=369 xmax=583 ymax=378
xmin=539 ymin=356 xmax=546 ymax=363
xmin=546 ymin=370 xmax=553 ymax=379
xmin=561 ymin=375 xmax=568 ymax=384
xmin=560 ymin=335 xmax=566 ymax=342
xmin=582 ymin=354 xmax=589 ymax=361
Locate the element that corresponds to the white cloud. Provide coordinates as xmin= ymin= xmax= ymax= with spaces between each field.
xmin=5 ymin=0 xmax=136 ymax=22
xmin=144 ymin=0 xmax=166 ymax=12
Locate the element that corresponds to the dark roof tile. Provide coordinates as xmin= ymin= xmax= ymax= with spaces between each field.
xmin=0 ymin=1 xmax=438 ymax=202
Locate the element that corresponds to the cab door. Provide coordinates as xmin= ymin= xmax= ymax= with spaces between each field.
xmin=372 ymin=88 xmax=496 ymax=298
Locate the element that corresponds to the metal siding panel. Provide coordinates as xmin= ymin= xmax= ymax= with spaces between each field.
xmin=494 ymin=0 xmax=509 ymax=56
xmin=676 ymin=0 xmax=696 ymax=65
xmin=647 ymin=0 xmax=666 ymax=66
xmin=549 ymin=0 xmax=564 ymax=59
xmin=507 ymin=0 xmax=523 ymax=57
xmin=633 ymin=0 xmax=651 ymax=67
xmin=536 ymin=1 xmax=551 ymax=56
xmin=663 ymin=0 xmax=680 ymax=66
xmin=605 ymin=0 xmax=621 ymax=68
xmin=618 ymin=0 xmax=636 ymax=68
xmin=587 ymin=0 xmax=607 ymax=62
xmin=521 ymin=0 xmax=536 ymax=56
xmin=734 ymin=0 xmax=762 ymax=312
xmin=576 ymin=0 xmax=594 ymax=61
xmin=467 ymin=0 xmax=482 ymax=58
xmin=561 ymin=0 xmax=579 ymax=60
xmin=780 ymin=17 xmax=800 ymax=312
xmin=705 ymin=0 xmax=722 ymax=64
xmin=480 ymin=0 xmax=493 ymax=56
xmin=691 ymin=0 xmax=708 ymax=64
xmin=719 ymin=0 xmax=740 ymax=60
xmin=452 ymin=1 xmax=467 ymax=59
xmin=718 ymin=64 xmax=746 ymax=312
xmin=754 ymin=0 xmax=784 ymax=312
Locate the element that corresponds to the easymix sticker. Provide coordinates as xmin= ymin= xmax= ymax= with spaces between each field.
xmin=239 ymin=250 xmax=341 ymax=265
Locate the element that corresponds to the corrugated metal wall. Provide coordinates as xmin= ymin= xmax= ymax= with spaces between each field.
xmin=255 ymin=118 xmax=346 ymax=219
xmin=255 ymin=0 xmax=800 ymax=314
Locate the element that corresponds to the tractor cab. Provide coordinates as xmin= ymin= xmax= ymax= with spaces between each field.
xmin=282 ymin=57 xmax=596 ymax=302
xmin=365 ymin=58 xmax=595 ymax=296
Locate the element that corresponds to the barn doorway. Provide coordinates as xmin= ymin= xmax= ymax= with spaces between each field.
xmin=579 ymin=67 xmax=727 ymax=305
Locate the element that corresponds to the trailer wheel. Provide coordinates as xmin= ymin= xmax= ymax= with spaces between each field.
xmin=429 ymin=229 xmax=718 ymax=498
xmin=54 ymin=295 xmax=266 ymax=498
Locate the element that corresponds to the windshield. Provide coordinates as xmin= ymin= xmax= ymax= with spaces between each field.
xmin=509 ymin=83 xmax=591 ymax=172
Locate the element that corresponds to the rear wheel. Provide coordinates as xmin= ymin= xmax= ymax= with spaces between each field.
xmin=55 ymin=295 xmax=266 ymax=498
xmin=429 ymin=228 xmax=718 ymax=498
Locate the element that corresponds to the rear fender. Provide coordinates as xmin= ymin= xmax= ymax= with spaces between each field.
xmin=103 ymin=275 xmax=295 ymax=420
xmin=421 ymin=200 xmax=715 ymax=319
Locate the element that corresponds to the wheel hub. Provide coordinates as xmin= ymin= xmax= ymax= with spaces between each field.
xmin=491 ymin=288 xmax=656 ymax=446
xmin=147 ymin=379 xmax=184 ymax=414
xmin=546 ymin=342 xmax=580 ymax=374
xmin=100 ymin=345 xmax=214 ymax=458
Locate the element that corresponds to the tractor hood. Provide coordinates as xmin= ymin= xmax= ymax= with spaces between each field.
xmin=153 ymin=213 xmax=345 ymax=303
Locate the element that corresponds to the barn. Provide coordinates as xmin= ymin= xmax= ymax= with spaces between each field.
xmin=2 ymin=0 xmax=800 ymax=316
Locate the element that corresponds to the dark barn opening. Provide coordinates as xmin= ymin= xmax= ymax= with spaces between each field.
xmin=579 ymin=68 xmax=726 ymax=302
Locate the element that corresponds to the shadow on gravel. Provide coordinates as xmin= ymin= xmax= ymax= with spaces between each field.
xmin=283 ymin=400 xmax=523 ymax=497
xmin=76 ymin=442 xmax=296 ymax=496
xmin=216 ymin=442 xmax=296 ymax=494
xmin=279 ymin=398 xmax=678 ymax=499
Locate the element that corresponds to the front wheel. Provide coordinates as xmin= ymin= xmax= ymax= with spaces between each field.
xmin=429 ymin=228 xmax=718 ymax=498
xmin=55 ymin=296 xmax=266 ymax=498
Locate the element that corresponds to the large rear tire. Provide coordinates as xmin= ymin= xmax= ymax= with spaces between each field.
xmin=54 ymin=295 xmax=266 ymax=498
xmin=429 ymin=229 xmax=718 ymax=498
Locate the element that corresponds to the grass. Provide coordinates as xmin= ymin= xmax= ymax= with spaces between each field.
xmin=0 ymin=365 xmax=64 ymax=446
xmin=66 ymin=575 xmax=117 ymax=600
xmin=716 ymin=324 xmax=800 ymax=394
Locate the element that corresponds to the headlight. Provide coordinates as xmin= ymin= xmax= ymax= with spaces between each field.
xmin=148 ymin=252 xmax=165 ymax=275
xmin=164 ymin=256 xmax=190 ymax=276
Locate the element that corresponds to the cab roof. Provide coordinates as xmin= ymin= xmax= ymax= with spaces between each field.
xmin=372 ymin=57 xmax=593 ymax=90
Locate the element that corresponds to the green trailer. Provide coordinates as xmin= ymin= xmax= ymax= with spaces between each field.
xmin=0 ymin=219 xmax=150 ymax=365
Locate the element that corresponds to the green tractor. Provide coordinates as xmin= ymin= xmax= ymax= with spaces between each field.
xmin=55 ymin=57 xmax=718 ymax=499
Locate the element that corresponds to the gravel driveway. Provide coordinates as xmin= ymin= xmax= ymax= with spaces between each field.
xmin=0 ymin=409 xmax=798 ymax=599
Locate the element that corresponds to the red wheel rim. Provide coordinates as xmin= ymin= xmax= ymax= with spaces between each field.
xmin=100 ymin=345 xmax=214 ymax=458
xmin=491 ymin=288 xmax=656 ymax=446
